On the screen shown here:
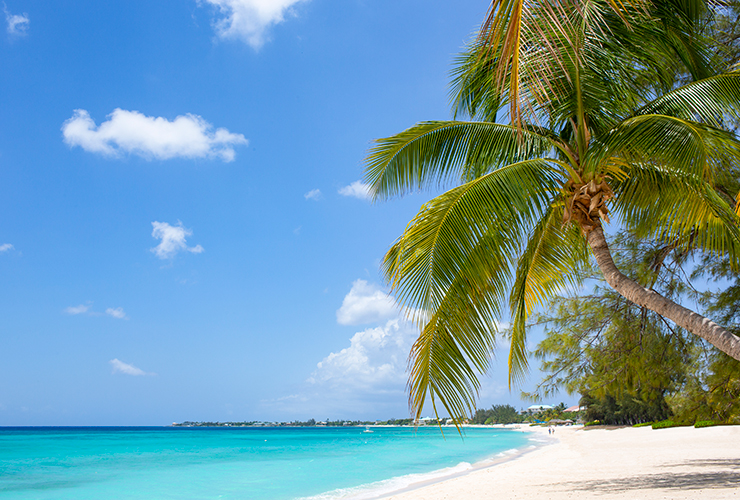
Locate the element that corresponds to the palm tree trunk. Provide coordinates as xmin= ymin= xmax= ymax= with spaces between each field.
xmin=587 ymin=225 xmax=740 ymax=361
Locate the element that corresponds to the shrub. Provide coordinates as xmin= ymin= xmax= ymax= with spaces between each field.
xmin=633 ymin=422 xmax=653 ymax=427
xmin=694 ymin=420 xmax=717 ymax=428
xmin=651 ymin=420 xmax=690 ymax=429
xmin=584 ymin=420 xmax=601 ymax=427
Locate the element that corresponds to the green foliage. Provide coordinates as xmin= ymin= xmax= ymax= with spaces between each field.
xmin=471 ymin=404 xmax=524 ymax=424
xmin=530 ymin=229 xmax=740 ymax=426
xmin=633 ymin=422 xmax=653 ymax=427
xmin=527 ymin=231 xmax=694 ymax=425
xmin=582 ymin=393 xmax=672 ymax=426
xmin=663 ymin=252 xmax=740 ymax=425
xmin=694 ymin=420 xmax=717 ymax=428
xmin=651 ymin=420 xmax=689 ymax=429
xmin=667 ymin=348 xmax=740 ymax=424
xmin=713 ymin=0 xmax=740 ymax=73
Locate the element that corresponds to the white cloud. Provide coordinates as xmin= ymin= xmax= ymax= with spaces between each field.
xmin=63 ymin=303 xmax=131 ymax=319
xmin=260 ymin=319 xmax=419 ymax=418
xmin=338 ymin=180 xmax=372 ymax=200
xmin=202 ymin=0 xmax=306 ymax=49
xmin=150 ymin=221 xmax=204 ymax=260
xmin=262 ymin=292 xmax=525 ymax=418
xmin=106 ymin=307 xmax=128 ymax=320
xmin=0 ymin=243 xmax=14 ymax=252
xmin=4 ymin=6 xmax=29 ymax=36
xmin=308 ymin=319 xmax=416 ymax=389
xmin=65 ymin=304 xmax=91 ymax=315
xmin=62 ymin=109 xmax=247 ymax=162
xmin=304 ymin=188 xmax=321 ymax=201
xmin=336 ymin=279 xmax=399 ymax=326
xmin=109 ymin=359 xmax=152 ymax=376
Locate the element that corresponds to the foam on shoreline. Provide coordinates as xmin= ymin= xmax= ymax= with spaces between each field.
xmin=298 ymin=425 xmax=555 ymax=500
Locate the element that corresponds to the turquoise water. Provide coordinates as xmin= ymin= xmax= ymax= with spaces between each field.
xmin=0 ymin=426 xmax=536 ymax=500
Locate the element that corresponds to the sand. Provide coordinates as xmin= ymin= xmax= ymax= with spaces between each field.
xmin=385 ymin=425 xmax=740 ymax=499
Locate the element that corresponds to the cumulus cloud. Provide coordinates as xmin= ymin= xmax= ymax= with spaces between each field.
xmin=150 ymin=221 xmax=204 ymax=259
xmin=0 ymin=243 xmax=14 ymax=252
xmin=338 ymin=180 xmax=372 ymax=200
xmin=262 ymin=285 xmax=520 ymax=418
xmin=62 ymin=109 xmax=247 ymax=162
xmin=109 ymin=359 xmax=152 ymax=376
xmin=202 ymin=0 xmax=306 ymax=49
xmin=304 ymin=188 xmax=322 ymax=201
xmin=65 ymin=304 xmax=91 ymax=315
xmin=4 ymin=6 xmax=29 ymax=36
xmin=308 ymin=319 xmax=416 ymax=389
xmin=336 ymin=280 xmax=399 ymax=326
xmin=260 ymin=319 xmax=418 ymax=418
xmin=106 ymin=307 xmax=128 ymax=320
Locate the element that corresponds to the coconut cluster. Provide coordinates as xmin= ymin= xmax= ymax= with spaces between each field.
xmin=562 ymin=176 xmax=614 ymax=234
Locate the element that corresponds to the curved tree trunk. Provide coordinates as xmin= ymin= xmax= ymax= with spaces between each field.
xmin=587 ymin=225 xmax=740 ymax=361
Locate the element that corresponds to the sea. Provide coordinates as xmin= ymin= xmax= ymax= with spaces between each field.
xmin=0 ymin=426 xmax=542 ymax=500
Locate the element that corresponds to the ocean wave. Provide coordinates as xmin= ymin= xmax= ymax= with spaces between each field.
xmin=528 ymin=437 xmax=552 ymax=443
xmin=296 ymin=431 xmax=549 ymax=500
xmin=295 ymin=461 xmax=474 ymax=500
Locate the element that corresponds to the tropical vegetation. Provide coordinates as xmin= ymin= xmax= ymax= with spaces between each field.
xmin=528 ymin=229 xmax=740 ymax=426
xmin=526 ymin=231 xmax=691 ymax=425
xmin=471 ymin=404 xmax=525 ymax=424
xmin=364 ymin=0 xmax=740 ymax=423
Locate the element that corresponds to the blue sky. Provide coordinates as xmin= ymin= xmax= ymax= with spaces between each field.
xmin=0 ymin=0 xmax=575 ymax=426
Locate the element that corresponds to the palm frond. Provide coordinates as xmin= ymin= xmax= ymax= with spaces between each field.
xmin=612 ymin=163 xmax=740 ymax=260
xmin=587 ymin=114 xmax=740 ymax=182
xmin=408 ymin=320 xmax=480 ymax=425
xmin=509 ymin=204 xmax=591 ymax=386
xmin=385 ymin=160 xmax=562 ymax=422
xmin=478 ymin=0 xmax=527 ymax=128
xmin=365 ymin=121 xmax=554 ymax=200
xmin=407 ymin=231 xmax=510 ymax=423
xmin=637 ymin=73 xmax=740 ymax=128
xmin=382 ymin=159 xmax=561 ymax=315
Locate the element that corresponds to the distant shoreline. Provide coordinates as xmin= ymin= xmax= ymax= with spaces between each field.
xmin=167 ymin=424 xmax=530 ymax=429
xmin=168 ymin=421 xmax=530 ymax=428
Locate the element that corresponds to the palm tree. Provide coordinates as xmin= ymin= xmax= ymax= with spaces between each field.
xmin=364 ymin=0 xmax=740 ymax=422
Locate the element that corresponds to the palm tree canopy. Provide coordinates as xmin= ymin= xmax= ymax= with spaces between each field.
xmin=364 ymin=0 xmax=740 ymax=423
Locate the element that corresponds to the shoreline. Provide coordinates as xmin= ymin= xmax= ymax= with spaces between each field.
xmin=371 ymin=424 xmax=554 ymax=499
xmin=298 ymin=425 xmax=552 ymax=500
xmin=380 ymin=425 xmax=740 ymax=499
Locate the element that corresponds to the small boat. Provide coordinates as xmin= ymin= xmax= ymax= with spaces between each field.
xmin=362 ymin=426 xmax=373 ymax=433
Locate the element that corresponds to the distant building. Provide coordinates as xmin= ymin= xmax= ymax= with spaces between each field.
xmin=527 ymin=404 xmax=554 ymax=413
xmin=565 ymin=405 xmax=584 ymax=413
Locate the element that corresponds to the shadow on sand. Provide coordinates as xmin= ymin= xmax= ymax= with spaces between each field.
xmin=560 ymin=459 xmax=740 ymax=492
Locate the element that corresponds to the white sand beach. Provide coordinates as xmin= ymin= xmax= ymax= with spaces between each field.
xmin=386 ymin=425 xmax=740 ymax=499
